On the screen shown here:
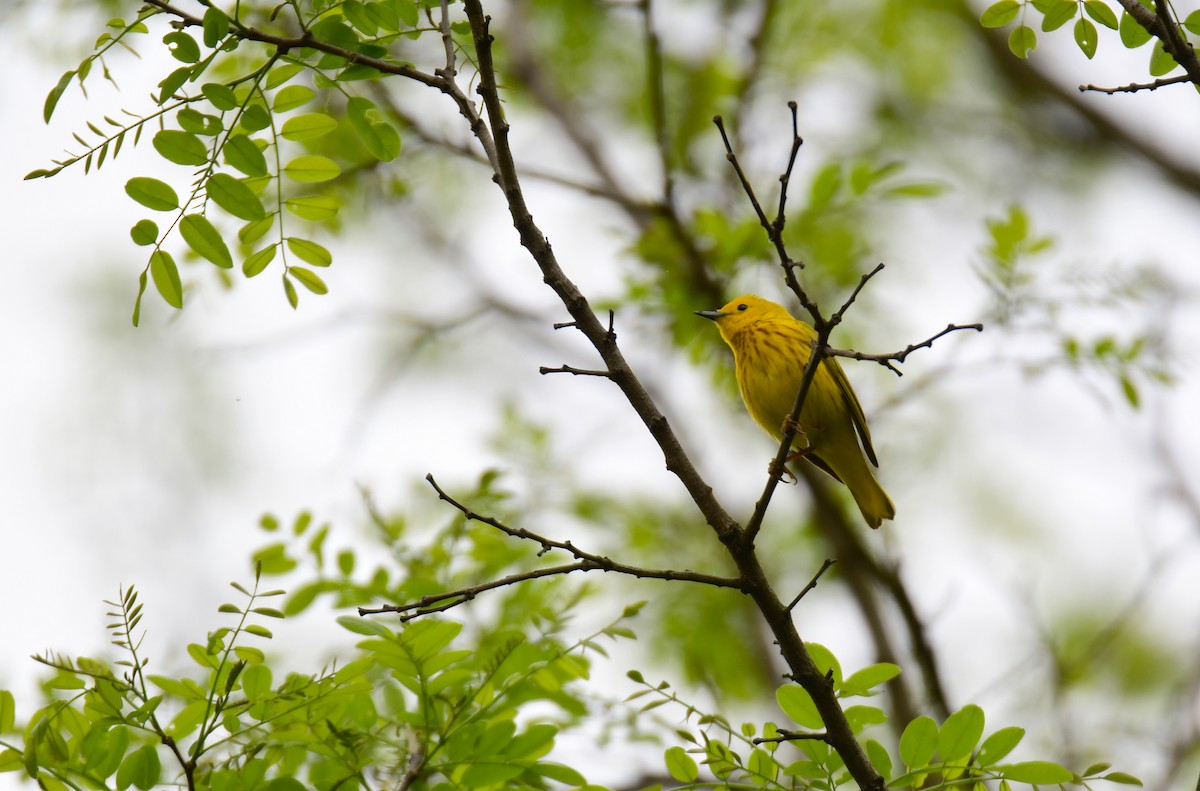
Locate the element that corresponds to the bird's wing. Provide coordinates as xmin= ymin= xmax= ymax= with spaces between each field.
xmin=805 ymin=452 xmax=844 ymax=484
xmin=824 ymin=356 xmax=879 ymax=467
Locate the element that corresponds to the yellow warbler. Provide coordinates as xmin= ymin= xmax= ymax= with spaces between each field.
xmin=696 ymin=295 xmax=895 ymax=528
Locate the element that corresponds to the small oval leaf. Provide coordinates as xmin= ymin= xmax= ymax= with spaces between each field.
xmin=288 ymin=266 xmax=328 ymax=295
xmin=206 ymin=172 xmax=265 ymax=221
xmin=125 ymin=177 xmax=179 ymax=212
xmin=283 ymin=155 xmax=341 ymax=183
xmin=149 ymin=250 xmax=183 ymax=309
xmin=180 ymin=214 xmax=233 ymax=268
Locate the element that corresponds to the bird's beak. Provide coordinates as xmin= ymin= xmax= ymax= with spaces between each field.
xmin=694 ymin=309 xmax=726 ymax=322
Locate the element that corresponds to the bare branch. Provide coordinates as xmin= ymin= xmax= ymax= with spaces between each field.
xmin=754 ymin=729 xmax=830 ymax=745
xmin=786 ymin=558 xmax=836 ymax=613
xmin=1080 ymin=75 xmax=1193 ymax=94
xmin=828 ymin=322 xmax=985 ymax=376
xmin=829 ymin=264 xmax=886 ymax=328
xmin=539 ymin=365 xmax=612 ymax=378
xmin=713 ymin=111 xmax=820 ymax=322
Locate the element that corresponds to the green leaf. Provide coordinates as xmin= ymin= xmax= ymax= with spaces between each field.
xmin=336 ymin=615 xmax=391 ymax=636
xmin=976 ymin=726 xmax=1024 ymax=766
xmin=283 ymin=275 xmax=299 ymax=308
xmin=280 ymin=112 xmax=338 ymax=141
xmin=288 ymin=266 xmax=328 ymax=295
xmin=865 ymin=739 xmax=893 ymax=781
xmin=397 ymin=0 xmax=418 ymax=27
xmin=664 ymin=746 xmax=698 ymax=783
xmin=285 ymin=195 xmax=340 ymax=222
xmin=1185 ymin=9 xmax=1200 ymax=35
xmin=286 ymin=237 xmax=332 ymax=267
xmin=938 ymin=704 xmax=985 ymax=762
xmin=505 ymin=724 xmax=557 ymax=759
xmin=44 ymin=70 xmax=76 ymax=123
xmin=202 ymin=82 xmax=239 ymax=112
xmin=157 ymin=66 xmax=192 ymax=104
xmin=1041 ymin=1 xmax=1077 ymax=31
xmin=997 ymin=760 xmax=1076 ymax=784
xmin=153 ymin=129 xmax=209 ymax=166
xmin=177 ymin=108 xmax=222 ymax=136
xmin=1120 ymin=11 xmax=1153 ymax=47
xmin=460 ymin=762 xmax=524 ymax=787
xmin=1103 ymin=771 xmax=1144 ymax=785
xmin=239 ymin=217 xmax=275 ymax=245
xmin=775 ymin=684 xmax=823 ymax=730
xmin=273 ymin=85 xmax=317 ymax=112
xmin=132 ymin=271 xmax=147 ymax=326
xmin=347 ymin=96 xmax=402 ymax=160
xmin=266 ymin=62 xmax=305 ymax=89
xmin=244 ymin=624 xmax=273 ymax=639
xmin=116 ymin=744 xmax=161 ymax=791
xmin=240 ymin=664 xmax=272 ymax=703
xmin=238 ymin=104 xmax=270 ymax=132
xmin=1149 ymin=41 xmax=1178 ymax=76
xmin=149 ymin=250 xmax=183 ymax=309
xmin=804 ymin=643 xmax=842 ymax=684
xmin=1075 ymin=17 xmax=1099 ymax=58
xmin=125 ymin=177 xmax=179 ymax=211
xmin=163 ymin=31 xmax=200 ymax=63
xmin=180 ymin=214 xmax=233 ymax=268
xmin=0 ymin=748 xmax=24 ymax=773
xmin=202 ymin=7 xmax=230 ymax=48
xmin=844 ymin=704 xmax=888 ymax=733
xmin=283 ymin=155 xmax=341 ymax=183
xmin=262 ymin=780 xmax=305 ymax=791
xmin=1008 ymin=24 xmax=1037 ymax=57
xmin=1083 ymin=0 xmax=1119 ymax=29
xmin=130 ymin=219 xmax=159 ymax=246
xmin=240 ymin=103 xmax=271 ymax=132
xmin=535 ymin=762 xmax=585 ymax=786
xmin=207 ymin=172 xmax=266 ymax=220
xmin=898 ymin=716 xmax=938 ymax=770
xmin=981 ymin=0 xmax=1020 ymax=27
xmin=222 ymin=133 xmax=267 ymax=177
xmin=840 ymin=662 xmax=900 ymax=697
xmin=242 ymin=245 xmax=277 ymax=277
xmin=0 ymin=690 xmax=14 ymax=732
xmin=343 ymin=1 xmax=378 ymax=35
xmin=1120 ymin=375 xmax=1140 ymax=407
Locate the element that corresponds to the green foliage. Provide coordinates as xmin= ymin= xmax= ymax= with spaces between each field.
xmin=980 ymin=0 xmax=1187 ymax=69
xmin=625 ymin=679 xmax=1140 ymax=789
xmin=977 ymin=206 xmax=1173 ymax=409
xmin=23 ymin=3 xmax=425 ymax=321
xmin=0 ymin=534 xmax=639 ymax=790
xmin=13 ymin=0 xmax=1186 ymax=788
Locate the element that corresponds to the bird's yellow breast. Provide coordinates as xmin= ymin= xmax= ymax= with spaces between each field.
xmin=728 ymin=318 xmax=838 ymax=443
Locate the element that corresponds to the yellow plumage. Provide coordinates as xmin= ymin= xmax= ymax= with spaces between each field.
xmin=697 ymin=295 xmax=895 ymax=528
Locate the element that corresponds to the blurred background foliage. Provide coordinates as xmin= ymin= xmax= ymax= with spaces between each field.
xmin=5 ymin=0 xmax=1200 ymax=787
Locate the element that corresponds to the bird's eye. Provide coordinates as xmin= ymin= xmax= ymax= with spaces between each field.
xmin=737 ymin=303 xmax=748 ymax=311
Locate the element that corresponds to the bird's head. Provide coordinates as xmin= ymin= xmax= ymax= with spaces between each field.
xmin=695 ymin=294 xmax=791 ymax=341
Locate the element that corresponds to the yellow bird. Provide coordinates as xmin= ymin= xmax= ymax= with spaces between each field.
xmin=696 ymin=295 xmax=895 ymax=528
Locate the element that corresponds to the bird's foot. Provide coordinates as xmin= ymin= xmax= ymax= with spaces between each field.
xmin=769 ymin=458 xmax=798 ymax=485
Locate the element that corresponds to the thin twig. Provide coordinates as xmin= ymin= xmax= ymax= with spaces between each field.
xmin=539 ymin=365 xmax=611 ymax=377
xmin=1080 ymin=75 xmax=1192 ymax=94
xmin=753 ymin=729 xmax=831 ymax=745
xmin=435 ymin=0 xmax=456 ymax=79
xmin=786 ymin=558 xmax=836 ymax=612
xmin=827 ymin=323 xmax=985 ymax=376
xmin=360 ymin=474 xmax=747 ymax=621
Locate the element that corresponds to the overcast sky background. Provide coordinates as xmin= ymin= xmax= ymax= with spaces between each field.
xmin=5 ymin=3 xmax=1200 ymax=787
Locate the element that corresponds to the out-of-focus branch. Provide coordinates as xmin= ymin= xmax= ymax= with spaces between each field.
xmin=960 ymin=0 xmax=1200 ymax=196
